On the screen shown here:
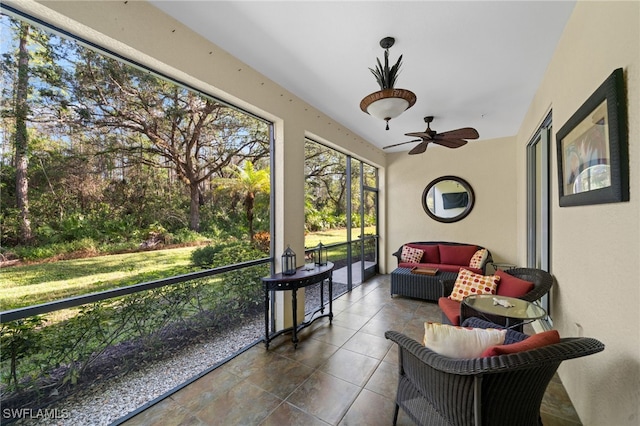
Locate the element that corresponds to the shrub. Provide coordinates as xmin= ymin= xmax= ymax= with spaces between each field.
xmin=191 ymin=241 xmax=267 ymax=268
xmin=13 ymin=238 xmax=99 ymax=261
xmin=191 ymin=245 xmax=218 ymax=268
xmin=253 ymin=232 xmax=270 ymax=252
xmin=171 ymin=228 xmax=208 ymax=244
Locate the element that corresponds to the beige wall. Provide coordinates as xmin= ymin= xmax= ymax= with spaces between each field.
xmin=516 ymin=1 xmax=640 ymax=424
xmin=385 ymin=136 xmax=518 ymax=272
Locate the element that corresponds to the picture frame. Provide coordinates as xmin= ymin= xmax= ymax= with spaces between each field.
xmin=556 ymin=68 xmax=628 ymax=207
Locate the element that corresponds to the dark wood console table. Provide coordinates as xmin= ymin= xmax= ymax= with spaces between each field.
xmin=262 ymin=262 xmax=334 ymax=349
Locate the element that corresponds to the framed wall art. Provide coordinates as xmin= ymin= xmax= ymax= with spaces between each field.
xmin=556 ymin=68 xmax=628 ymax=207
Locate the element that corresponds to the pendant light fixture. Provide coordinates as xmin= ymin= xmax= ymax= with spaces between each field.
xmin=360 ymin=37 xmax=416 ymax=130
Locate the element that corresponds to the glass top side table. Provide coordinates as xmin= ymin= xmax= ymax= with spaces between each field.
xmin=462 ymin=294 xmax=547 ymax=329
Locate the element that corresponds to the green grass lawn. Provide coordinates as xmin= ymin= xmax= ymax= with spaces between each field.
xmin=304 ymin=226 xmax=376 ymax=247
xmin=1 ymin=227 xmax=376 ymax=311
xmin=0 ymin=247 xmax=199 ymax=311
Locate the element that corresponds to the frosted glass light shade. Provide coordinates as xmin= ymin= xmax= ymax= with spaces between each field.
xmin=367 ymin=97 xmax=409 ymax=120
xmin=360 ymin=89 xmax=417 ymax=128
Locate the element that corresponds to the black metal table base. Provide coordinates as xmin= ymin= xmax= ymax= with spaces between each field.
xmin=262 ymin=263 xmax=334 ymax=349
xmin=263 ymin=300 xmax=332 ymax=349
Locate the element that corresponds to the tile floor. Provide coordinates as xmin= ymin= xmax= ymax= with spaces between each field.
xmin=121 ymin=274 xmax=582 ymax=426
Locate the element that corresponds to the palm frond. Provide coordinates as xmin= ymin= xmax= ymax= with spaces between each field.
xmin=368 ymin=50 xmax=404 ymax=90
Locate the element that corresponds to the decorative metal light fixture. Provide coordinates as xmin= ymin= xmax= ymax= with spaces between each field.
xmin=315 ymin=242 xmax=328 ymax=266
xmin=360 ymin=36 xmax=416 ymax=130
xmin=281 ymin=245 xmax=297 ymax=275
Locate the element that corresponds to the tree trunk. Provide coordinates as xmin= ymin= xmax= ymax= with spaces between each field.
xmin=15 ymin=23 xmax=32 ymax=244
xmin=245 ymin=192 xmax=255 ymax=241
xmin=189 ymin=182 xmax=200 ymax=231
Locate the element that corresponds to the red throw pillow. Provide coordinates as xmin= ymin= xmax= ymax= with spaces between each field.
xmin=439 ymin=245 xmax=478 ymax=266
xmin=495 ymin=270 xmax=534 ymax=297
xmin=408 ymin=244 xmax=440 ymax=264
xmin=481 ymin=330 xmax=560 ymax=357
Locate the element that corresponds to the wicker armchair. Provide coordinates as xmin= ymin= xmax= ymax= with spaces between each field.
xmin=441 ymin=267 xmax=554 ymax=327
xmin=385 ymin=318 xmax=604 ymax=426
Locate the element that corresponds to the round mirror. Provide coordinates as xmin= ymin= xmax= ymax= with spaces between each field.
xmin=422 ymin=176 xmax=475 ymax=223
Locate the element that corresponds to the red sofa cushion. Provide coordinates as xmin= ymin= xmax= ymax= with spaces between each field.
xmin=438 ymin=297 xmax=462 ymax=326
xmin=481 ymin=330 xmax=560 ymax=357
xmin=397 ymin=263 xmax=482 ymax=274
xmin=496 ymin=270 xmax=534 ymax=297
xmin=439 ymin=244 xmax=478 ymax=266
xmin=436 ymin=264 xmax=468 ymax=274
xmin=407 ymin=244 xmax=440 ymax=263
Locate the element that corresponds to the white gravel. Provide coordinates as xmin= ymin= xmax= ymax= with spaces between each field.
xmin=14 ymin=317 xmax=264 ymax=426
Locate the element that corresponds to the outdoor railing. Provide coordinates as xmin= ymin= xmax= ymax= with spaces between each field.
xmin=0 ymin=258 xmax=270 ymax=421
xmin=303 ymin=236 xmax=378 ymax=311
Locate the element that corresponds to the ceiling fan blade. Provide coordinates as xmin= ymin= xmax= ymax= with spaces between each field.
xmin=405 ymin=131 xmax=434 ymax=140
xmin=433 ymin=138 xmax=468 ymax=148
xmin=382 ymin=139 xmax=421 ymax=150
xmin=408 ymin=141 xmax=429 ymax=155
xmin=437 ymin=127 xmax=479 ymax=140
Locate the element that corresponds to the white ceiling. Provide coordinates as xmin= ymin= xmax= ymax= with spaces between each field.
xmin=150 ymin=1 xmax=576 ymax=153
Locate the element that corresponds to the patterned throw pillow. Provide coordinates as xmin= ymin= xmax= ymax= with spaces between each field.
xmin=401 ymin=245 xmax=424 ymax=263
xmin=450 ymin=268 xmax=500 ymax=302
xmin=469 ymin=249 xmax=488 ymax=268
xmin=423 ymin=322 xmax=507 ymax=358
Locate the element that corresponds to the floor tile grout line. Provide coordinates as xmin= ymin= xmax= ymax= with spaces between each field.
xmin=269 ymin=325 xmax=360 ymax=425
xmin=331 ymin=293 xmax=393 ymax=425
xmin=325 ymin=307 xmax=387 ymax=425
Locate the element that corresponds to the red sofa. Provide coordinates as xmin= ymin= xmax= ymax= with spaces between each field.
xmin=390 ymin=242 xmax=492 ymax=301
xmin=392 ymin=241 xmax=492 ymax=274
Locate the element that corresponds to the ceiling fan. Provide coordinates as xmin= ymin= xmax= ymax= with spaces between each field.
xmin=383 ymin=116 xmax=479 ymax=155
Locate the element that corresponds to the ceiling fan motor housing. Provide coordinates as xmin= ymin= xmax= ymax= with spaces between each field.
xmin=381 ymin=115 xmax=479 ymax=154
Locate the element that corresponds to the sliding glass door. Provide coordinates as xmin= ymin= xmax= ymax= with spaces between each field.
xmin=304 ymin=140 xmax=379 ymax=293
xmin=527 ymin=112 xmax=552 ymax=322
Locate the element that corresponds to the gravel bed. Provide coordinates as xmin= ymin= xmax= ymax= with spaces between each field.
xmin=11 ymin=282 xmax=345 ymax=426
xmin=13 ymin=317 xmax=263 ymax=426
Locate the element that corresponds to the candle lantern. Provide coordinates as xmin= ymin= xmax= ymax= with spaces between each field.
xmin=281 ymin=245 xmax=297 ymax=275
xmin=315 ymin=242 xmax=328 ymax=266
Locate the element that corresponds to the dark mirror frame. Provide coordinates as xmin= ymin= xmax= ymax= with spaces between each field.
xmin=421 ymin=176 xmax=475 ymax=223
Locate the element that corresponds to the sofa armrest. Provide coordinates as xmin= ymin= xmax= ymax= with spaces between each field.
xmin=481 ymin=250 xmax=494 ymax=274
xmin=440 ymin=276 xmax=457 ymax=297
xmin=392 ymin=246 xmax=403 ymax=265
xmin=385 ymin=330 xmax=604 ymax=375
